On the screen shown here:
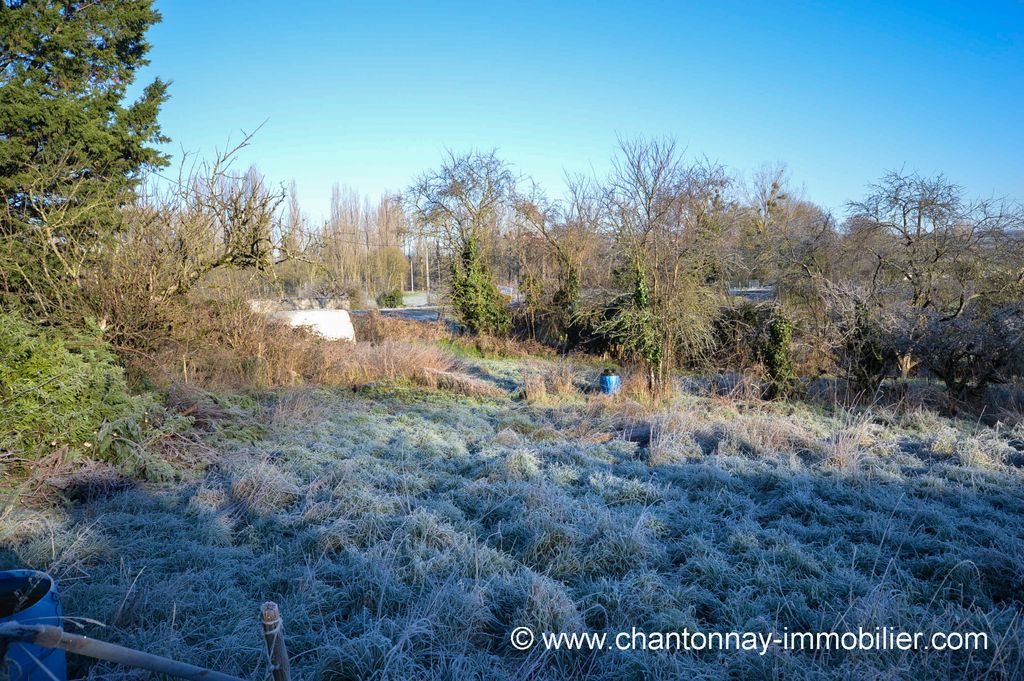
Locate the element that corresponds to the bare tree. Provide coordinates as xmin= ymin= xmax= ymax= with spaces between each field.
xmin=408 ymin=150 xmax=516 ymax=250
xmin=135 ymin=133 xmax=286 ymax=300
xmin=77 ymin=131 xmax=292 ymax=347
xmin=846 ymin=170 xmax=1022 ymax=317
xmin=511 ymin=175 xmax=604 ymax=343
xmin=822 ymin=171 xmax=1024 ymax=395
xmin=407 ymin=150 xmax=516 ymax=334
xmin=590 ymin=136 xmax=731 ymax=390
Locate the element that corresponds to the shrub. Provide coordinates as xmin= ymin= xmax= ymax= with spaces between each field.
xmin=759 ymin=308 xmax=796 ymax=399
xmin=594 ymin=264 xmax=663 ymax=388
xmin=345 ymin=286 xmax=369 ymax=310
xmin=134 ymin=296 xmax=499 ymax=398
xmin=141 ymin=297 xmax=319 ymax=389
xmin=907 ymin=304 xmax=1024 ymax=399
xmin=823 ymin=288 xmax=892 ymax=395
xmin=450 ymin=238 xmax=511 ymax=336
xmin=0 ymin=313 xmax=148 ymax=472
xmin=715 ymin=302 xmax=797 ymax=398
xmin=375 ymin=289 xmax=404 ymax=308
xmin=548 ymin=267 xmax=582 ymax=348
xmin=588 ymin=261 xmax=719 ymax=394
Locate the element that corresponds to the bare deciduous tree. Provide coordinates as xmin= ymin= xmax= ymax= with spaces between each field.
xmin=590 ymin=137 xmax=731 ymax=390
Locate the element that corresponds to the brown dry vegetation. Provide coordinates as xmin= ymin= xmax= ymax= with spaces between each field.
xmin=351 ymin=310 xmax=453 ymax=344
xmin=138 ymin=301 xmax=504 ymax=401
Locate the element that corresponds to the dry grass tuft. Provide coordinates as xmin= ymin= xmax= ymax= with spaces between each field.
xmin=163 ymin=382 xmax=247 ymax=429
xmin=138 ymin=299 xmax=502 ymax=399
xmin=718 ymin=412 xmax=819 ymax=460
xmin=423 ymin=367 xmax=504 ymax=398
xmin=522 ymin=361 xmax=579 ymax=405
xmin=647 ymin=410 xmax=702 ymax=464
xmin=522 ymin=372 xmax=548 ymax=404
xmin=323 ymin=341 xmax=503 ymax=398
xmin=320 ymin=341 xmax=497 ymax=396
xmin=826 ymin=410 xmax=874 ymax=470
xmin=617 ymin=368 xmax=679 ymax=405
xmin=321 ymin=341 xmax=456 ymax=385
xmin=138 ymin=299 xmax=325 ymax=389
xmin=545 ymin=361 xmax=577 ymax=397
xmin=230 ymin=459 xmax=302 ymax=514
xmin=267 ymin=389 xmax=331 ymax=426
xmin=455 ymin=334 xmax=556 ymax=359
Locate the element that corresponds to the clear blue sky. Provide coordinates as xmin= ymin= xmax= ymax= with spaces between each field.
xmin=135 ymin=1 xmax=1024 ymax=221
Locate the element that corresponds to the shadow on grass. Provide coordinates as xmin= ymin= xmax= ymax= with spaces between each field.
xmin=3 ymin=386 xmax=1023 ymax=680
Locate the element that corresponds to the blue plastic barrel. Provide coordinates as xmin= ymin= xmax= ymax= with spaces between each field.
xmin=599 ymin=373 xmax=621 ymax=395
xmin=1 ymin=570 xmax=67 ymax=681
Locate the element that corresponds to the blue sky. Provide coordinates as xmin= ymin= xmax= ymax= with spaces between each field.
xmin=135 ymin=1 xmax=1024 ymax=221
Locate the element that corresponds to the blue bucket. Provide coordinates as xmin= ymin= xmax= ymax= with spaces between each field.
xmin=599 ymin=373 xmax=621 ymax=395
xmin=1 ymin=570 xmax=67 ymax=681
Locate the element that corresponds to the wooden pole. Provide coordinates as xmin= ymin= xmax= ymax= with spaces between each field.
xmin=0 ymin=622 xmax=245 ymax=681
xmin=260 ymin=602 xmax=291 ymax=681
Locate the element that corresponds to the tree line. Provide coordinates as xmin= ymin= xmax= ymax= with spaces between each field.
xmin=403 ymin=144 xmax=1024 ymax=401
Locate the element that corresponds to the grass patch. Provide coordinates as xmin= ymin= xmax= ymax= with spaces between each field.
xmin=2 ymin=351 xmax=1023 ymax=680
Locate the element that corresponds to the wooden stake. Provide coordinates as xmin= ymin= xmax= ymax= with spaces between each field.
xmin=260 ymin=601 xmax=291 ymax=681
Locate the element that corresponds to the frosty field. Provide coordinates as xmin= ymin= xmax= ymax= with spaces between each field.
xmin=3 ymin=356 xmax=1023 ymax=680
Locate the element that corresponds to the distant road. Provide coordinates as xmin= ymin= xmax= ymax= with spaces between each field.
xmin=353 ymin=306 xmax=441 ymax=322
xmin=728 ymin=286 xmax=775 ymax=302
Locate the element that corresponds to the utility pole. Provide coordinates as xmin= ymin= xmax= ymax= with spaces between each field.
xmin=408 ymin=238 xmax=415 ymax=292
xmin=424 ymin=242 xmax=431 ymax=301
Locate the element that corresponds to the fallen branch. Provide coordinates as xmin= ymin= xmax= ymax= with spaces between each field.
xmin=0 ymin=622 xmax=245 ymax=681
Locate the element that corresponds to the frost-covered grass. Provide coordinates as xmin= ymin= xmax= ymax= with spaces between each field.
xmin=3 ymin=355 xmax=1024 ymax=680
